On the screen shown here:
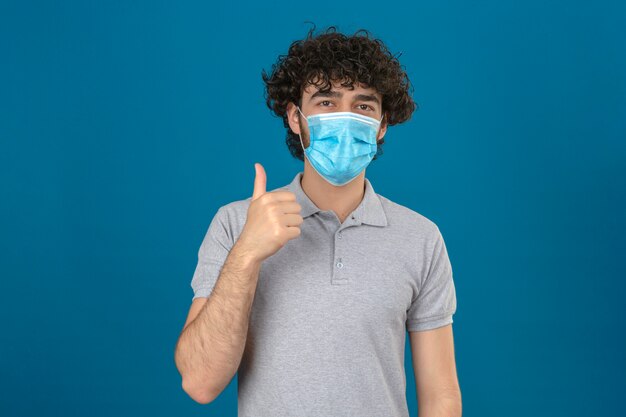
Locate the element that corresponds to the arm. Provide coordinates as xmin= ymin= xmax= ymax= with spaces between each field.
xmin=175 ymin=163 xmax=302 ymax=404
xmin=409 ymin=325 xmax=462 ymax=417
xmin=406 ymin=225 xmax=460 ymax=415
xmin=174 ymin=241 xmax=261 ymax=404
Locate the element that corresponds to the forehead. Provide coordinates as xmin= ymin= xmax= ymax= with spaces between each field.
xmin=302 ymin=80 xmax=381 ymax=99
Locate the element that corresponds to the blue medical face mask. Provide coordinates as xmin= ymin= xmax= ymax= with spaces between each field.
xmin=297 ymin=106 xmax=384 ymax=186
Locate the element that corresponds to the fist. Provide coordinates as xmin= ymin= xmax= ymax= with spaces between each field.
xmin=236 ymin=163 xmax=303 ymax=262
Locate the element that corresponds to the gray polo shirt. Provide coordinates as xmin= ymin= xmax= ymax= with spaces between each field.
xmin=190 ymin=171 xmax=457 ymax=417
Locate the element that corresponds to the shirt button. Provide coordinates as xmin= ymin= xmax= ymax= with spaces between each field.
xmin=336 ymin=262 xmax=343 ymax=268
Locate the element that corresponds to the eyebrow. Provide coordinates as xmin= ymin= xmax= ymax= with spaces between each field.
xmin=309 ymin=90 xmax=380 ymax=105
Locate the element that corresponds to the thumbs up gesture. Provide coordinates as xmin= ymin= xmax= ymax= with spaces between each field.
xmin=236 ymin=163 xmax=303 ymax=263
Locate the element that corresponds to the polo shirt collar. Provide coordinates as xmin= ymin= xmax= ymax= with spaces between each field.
xmin=285 ymin=171 xmax=388 ymax=227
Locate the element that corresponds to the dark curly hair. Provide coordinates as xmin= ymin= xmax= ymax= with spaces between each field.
xmin=261 ymin=24 xmax=418 ymax=161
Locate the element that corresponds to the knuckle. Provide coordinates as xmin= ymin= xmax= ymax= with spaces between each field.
xmin=267 ymin=203 xmax=279 ymax=214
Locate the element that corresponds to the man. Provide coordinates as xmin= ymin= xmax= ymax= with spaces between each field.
xmin=174 ymin=26 xmax=461 ymax=417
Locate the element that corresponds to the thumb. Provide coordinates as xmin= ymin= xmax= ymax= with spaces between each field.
xmin=252 ymin=162 xmax=266 ymax=201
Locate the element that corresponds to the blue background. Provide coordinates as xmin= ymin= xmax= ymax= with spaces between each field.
xmin=1 ymin=1 xmax=625 ymax=416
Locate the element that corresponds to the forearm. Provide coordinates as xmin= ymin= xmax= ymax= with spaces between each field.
xmin=418 ymin=389 xmax=462 ymax=417
xmin=175 ymin=242 xmax=262 ymax=402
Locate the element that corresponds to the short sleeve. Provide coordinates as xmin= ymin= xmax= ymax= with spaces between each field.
xmin=406 ymin=227 xmax=457 ymax=332
xmin=190 ymin=206 xmax=235 ymax=300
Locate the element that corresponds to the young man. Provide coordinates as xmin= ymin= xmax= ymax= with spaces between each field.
xmin=175 ymin=26 xmax=461 ymax=417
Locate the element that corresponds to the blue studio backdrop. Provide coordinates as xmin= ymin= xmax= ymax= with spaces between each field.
xmin=1 ymin=1 xmax=625 ymax=416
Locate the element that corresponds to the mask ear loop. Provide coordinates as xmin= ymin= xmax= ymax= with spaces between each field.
xmin=296 ymin=106 xmax=308 ymax=155
xmin=374 ymin=112 xmax=385 ymax=140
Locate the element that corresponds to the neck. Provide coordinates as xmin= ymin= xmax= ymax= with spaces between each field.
xmin=300 ymin=159 xmax=366 ymax=224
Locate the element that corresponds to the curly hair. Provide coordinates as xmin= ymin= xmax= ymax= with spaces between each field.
xmin=261 ymin=24 xmax=418 ymax=161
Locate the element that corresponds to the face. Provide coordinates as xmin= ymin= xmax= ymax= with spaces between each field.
xmin=287 ymin=80 xmax=388 ymax=148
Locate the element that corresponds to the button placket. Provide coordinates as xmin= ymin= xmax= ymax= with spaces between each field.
xmin=332 ymin=223 xmax=350 ymax=284
xmin=334 ymin=228 xmax=344 ymax=279
xmin=331 ymin=212 xmax=359 ymax=284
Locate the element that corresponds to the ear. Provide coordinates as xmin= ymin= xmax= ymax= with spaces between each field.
xmin=286 ymin=102 xmax=302 ymax=135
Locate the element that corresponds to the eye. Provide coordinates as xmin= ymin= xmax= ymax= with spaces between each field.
xmin=319 ymin=100 xmax=333 ymax=107
xmin=357 ymin=104 xmax=374 ymax=111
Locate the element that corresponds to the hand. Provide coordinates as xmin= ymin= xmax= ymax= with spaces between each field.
xmin=236 ymin=163 xmax=303 ymax=263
